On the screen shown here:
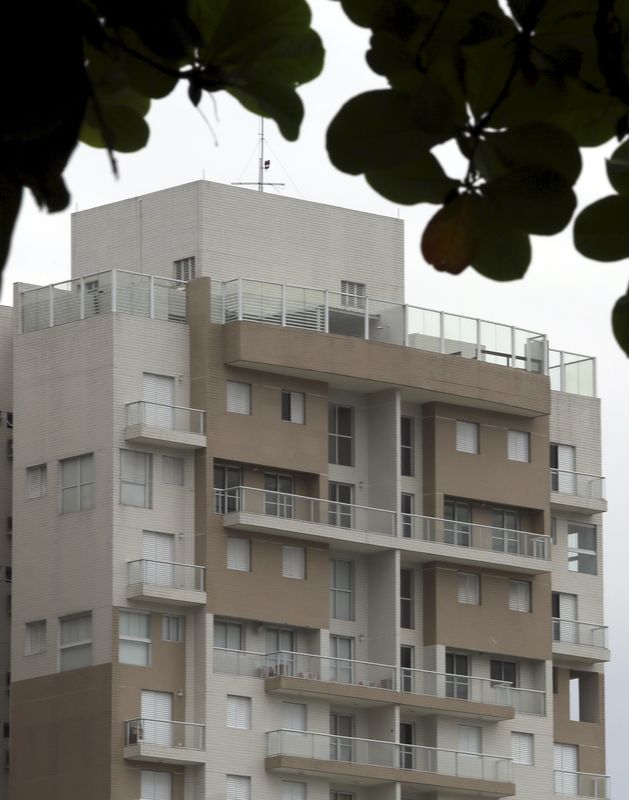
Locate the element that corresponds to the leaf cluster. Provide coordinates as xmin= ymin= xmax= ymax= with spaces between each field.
xmin=327 ymin=0 xmax=629 ymax=355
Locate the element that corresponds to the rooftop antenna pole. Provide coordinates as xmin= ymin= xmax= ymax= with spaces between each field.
xmin=232 ymin=117 xmax=285 ymax=193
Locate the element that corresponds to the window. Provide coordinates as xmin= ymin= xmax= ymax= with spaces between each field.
xmin=265 ymin=473 xmax=294 ymax=518
xmin=491 ymin=508 xmax=520 ymax=554
xmin=551 ymin=443 xmax=576 ymax=493
xmin=214 ymin=463 xmax=242 ymax=513
xmin=551 ymin=517 xmax=557 ymax=545
xmin=283 ymin=546 xmax=306 ymax=579
xmin=329 ymin=482 xmax=353 ymax=528
xmin=457 ymin=572 xmax=480 ymax=605
xmin=59 ymin=612 xmax=92 ymax=671
xmin=6 ymin=413 xmax=12 ymax=429
xmin=568 ymin=522 xmax=597 ymax=574
xmin=5 ymin=567 xmax=11 ymax=583
xmin=400 ymin=645 xmax=414 ymax=692
xmin=119 ymin=610 xmax=151 ymax=666
xmin=328 ymin=404 xmax=353 ymax=466
xmin=509 ymin=580 xmax=531 ymax=612
xmin=25 ymin=620 xmax=46 ymax=655
xmin=26 ymin=464 xmax=47 ymax=498
xmin=282 ymin=782 xmax=306 ymax=800
xmin=282 ymin=701 xmax=306 ymax=731
xmin=226 ymin=775 xmax=250 ymax=800
xmin=330 ymin=636 xmax=353 ymax=683
xmin=174 ymin=256 xmax=196 ymax=283
xmin=282 ymin=391 xmax=305 ymax=424
xmin=331 ymin=793 xmax=354 ymax=800
xmin=456 ymin=421 xmax=478 ymax=454
xmin=267 ymin=629 xmax=296 ymax=674
xmin=400 ymin=493 xmax=414 ymax=538
xmin=60 ymin=454 xmax=94 ymax=512
xmin=330 ymin=559 xmax=353 ymax=620
xmin=446 ymin=652 xmax=470 ymax=699
xmin=340 ymin=280 xmax=365 ymax=309
xmin=400 ymin=568 xmax=414 ymax=628
xmin=215 ymin=620 xmax=243 ymax=650
xmin=227 ymin=538 xmax=250 ymax=572
xmin=162 ymin=615 xmax=183 ymax=643
xmin=458 ymin=724 xmax=481 ymax=754
xmin=162 ymin=455 xmax=184 ymax=486
xmin=330 ymin=713 xmax=353 ymax=761
xmin=444 ymin=499 xmax=471 ymax=546
xmin=508 ymin=430 xmax=530 ymax=462
xmin=227 ymin=381 xmax=251 ymax=415
xmin=143 ymin=373 xmax=175 ymax=427
xmin=120 ymin=450 xmax=152 ymax=508
xmin=512 ymin=732 xmax=534 ymax=765
xmin=400 ymin=417 xmax=414 ymax=476
xmin=141 ymin=770 xmax=172 ymax=800
xmin=227 ymin=695 xmax=252 ymax=729
xmin=490 ymin=659 xmax=517 ymax=687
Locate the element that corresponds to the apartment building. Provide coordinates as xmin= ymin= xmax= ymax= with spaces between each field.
xmin=0 ymin=181 xmax=610 ymax=800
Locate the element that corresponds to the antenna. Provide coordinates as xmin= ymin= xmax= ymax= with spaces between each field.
xmin=232 ymin=118 xmax=285 ymax=193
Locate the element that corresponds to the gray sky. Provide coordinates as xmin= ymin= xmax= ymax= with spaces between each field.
xmin=1 ymin=1 xmax=626 ymax=789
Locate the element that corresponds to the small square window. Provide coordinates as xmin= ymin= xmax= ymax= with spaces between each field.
xmin=119 ymin=610 xmax=151 ymax=666
xmin=59 ymin=613 xmax=92 ymax=671
xmin=162 ymin=455 xmax=184 ymax=486
xmin=162 ymin=615 xmax=183 ymax=642
xmin=509 ymin=580 xmax=531 ymax=613
xmin=282 ymin=546 xmax=306 ymax=579
xmin=340 ymin=280 xmax=366 ymax=309
xmin=226 ymin=695 xmax=252 ymax=729
xmin=174 ymin=256 xmax=196 ymax=283
xmin=227 ymin=381 xmax=251 ymax=415
xmin=27 ymin=464 xmax=47 ymax=498
xmin=512 ymin=731 xmax=534 ymax=765
xmin=227 ymin=776 xmax=250 ymax=800
xmin=25 ymin=620 xmax=46 ymax=655
xmin=120 ymin=450 xmax=152 ymax=508
xmin=227 ymin=537 xmax=250 ymax=572
xmin=282 ymin=781 xmax=307 ymax=800
xmin=281 ymin=391 xmax=305 ymax=424
xmin=456 ymin=421 xmax=478 ymax=454
xmin=457 ymin=573 xmax=480 ymax=605
xmin=508 ymin=430 xmax=530 ymax=462
xmin=60 ymin=454 xmax=94 ymax=513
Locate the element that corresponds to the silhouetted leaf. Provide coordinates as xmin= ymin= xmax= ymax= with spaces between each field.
xmin=366 ymin=153 xmax=460 ymax=205
xmin=472 ymin=203 xmax=531 ymax=280
xmin=421 ymin=194 xmax=482 ymax=274
xmin=0 ymin=177 xmax=22 ymax=273
xmin=606 ymin=140 xmax=629 ymax=195
xmin=612 ymin=286 xmax=629 ymax=356
xmin=574 ymin=195 xmax=629 ymax=261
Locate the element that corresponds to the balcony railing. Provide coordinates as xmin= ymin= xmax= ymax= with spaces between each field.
xmin=126 ymin=401 xmax=205 ymax=434
xmin=549 ymin=350 xmax=597 ymax=398
xmin=266 ymin=730 xmax=513 ymax=783
xmin=20 ymin=269 xmax=187 ymax=332
xmin=124 ymin=718 xmax=205 ymax=750
xmin=554 ymin=770 xmax=610 ymax=798
xmin=550 ymin=470 xmax=606 ymax=501
xmin=221 ymin=278 xmax=547 ymax=375
xmin=213 ymin=649 xmax=546 ymax=716
xmin=128 ymin=559 xmax=205 ymax=592
xmin=552 ymin=619 xmax=609 ymax=649
xmin=215 ymin=487 xmax=550 ymax=562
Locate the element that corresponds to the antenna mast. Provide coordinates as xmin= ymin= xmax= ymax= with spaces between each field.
xmin=232 ymin=118 xmax=285 ymax=193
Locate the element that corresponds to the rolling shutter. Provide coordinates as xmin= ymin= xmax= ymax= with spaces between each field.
xmin=512 ymin=732 xmax=534 ymax=765
xmin=508 ymin=431 xmax=530 ymax=462
xmin=509 ymin=581 xmax=531 ymax=612
xmin=227 ymin=538 xmax=250 ymax=571
xmin=227 ymin=381 xmax=251 ymax=415
xmin=282 ymin=546 xmax=305 ymax=579
xmin=456 ymin=421 xmax=478 ymax=453
xmin=226 ymin=776 xmax=251 ymax=800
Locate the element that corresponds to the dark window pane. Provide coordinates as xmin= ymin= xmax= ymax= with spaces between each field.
xmin=337 ymin=437 xmax=352 ymax=466
xmin=401 ymin=448 xmax=412 ymax=476
xmin=329 ymin=404 xmax=336 ymax=434
xmin=401 ymin=417 xmax=412 ymax=446
xmin=337 ymin=407 xmax=352 ymax=436
xmin=328 ymin=433 xmax=337 ymax=464
xmin=281 ymin=391 xmax=291 ymax=421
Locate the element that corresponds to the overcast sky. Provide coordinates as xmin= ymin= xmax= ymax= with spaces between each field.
xmin=1 ymin=1 xmax=626 ymax=789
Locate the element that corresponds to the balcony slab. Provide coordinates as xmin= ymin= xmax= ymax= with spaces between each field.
xmin=127 ymin=583 xmax=207 ymax=607
xmin=124 ymin=742 xmax=206 ymax=765
xmin=124 ymin=423 xmax=206 ymax=450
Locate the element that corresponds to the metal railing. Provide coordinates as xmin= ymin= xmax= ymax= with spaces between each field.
xmin=549 ymin=350 xmax=597 ymax=398
xmin=20 ymin=269 xmax=187 ymax=332
xmin=215 ymin=486 xmax=397 ymax=537
xmin=213 ymin=649 xmax=545 ymax=715
xmin=221 ymin=278 xmax=548 ymax=375
xmin=126 ymin=401 xmax=205 ymax=434
xmin=214 ymin=487 xmax=550 ymax=561
xmin=552 ymin=619 xmax=609 ymax=649
xmin=127 ymin=559 xmax=205 ymax=591
xmin=266 ymin=730 xmax=513 ymax=782
xmin=550 ymin=470 xmax=606 ymax=501
xmin=554 ymin=770 xmax=610 ymax=798
xmin=124 ymin=718 xmax=205 ymax=750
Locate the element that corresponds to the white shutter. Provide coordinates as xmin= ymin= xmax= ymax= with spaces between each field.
xmin=141 ymin=691 xmax=172 ymax=746
xmin=227 ymin=538 xmax=250 ymax=571
xmin=456 ymin=421 xmax=478 ymax=454
xmin=512 ymin=732 xmax=534 ymax=765
xmin=509 ymin=581 xmax=531 ymax=612
xmin=508 ymin=431 xmax=530 ymax=462
xmin=554 ymin=743 xmax=578 ymax=794
xmin=282 ymin=781 xmax=306 ymax=800
xmin=25 ymin=620 xmax=46 ymax=655
xmin=141 ymin=771 xmax=172 ymax=800
xmin=458 ymin=725 xmax=481 ymax=753
xmin=27 ymin=465 xmax=47 ymax=498
xmin=143 ymin=374 xmax=175 ymax=428
xmin=282 ymin=546 xmax=305 ymax=579
xmin=227 ymin=381 xmax=251 ymax=415
xmin=226 ymin=775 xmax=251 ymax=800
xmin=282 ymin=702 xmax=306 ymax=731
xmin=457 ymin=573 xmax=479 ymax=605
xmin=290 ymin=392 xmax=305 ymax=424
xmin=143 ymin=532 xmax=175 ymax=586
xmin=556 ymin=444 xmax=576 ymax=493
xmin=227 ymin=695 xmax=251 ymax=729
xmin=162 ymin=455 xmax=184 ymax=486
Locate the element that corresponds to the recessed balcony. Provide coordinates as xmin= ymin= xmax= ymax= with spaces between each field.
xmin=265 ymin=730 xmax=514 ymax=798
xmin=550 ymin=469 xmax=607 ymax=513
xmin=554 ymin=769 xmax=610 ymax=798
xmin=127 ymin=559 xmax=206 ymax=606
xmin=124 ymin=718 xmax=205 ymax=765
xmin=216 ymin=487 xmax=551 ymax=575
xmin=213 ymin=648 xmax=545 ymax=718
xmin=552 ymin=618 xmax=610 ymax=664
xmin=124 ymin=401 xmax=206 ymax=450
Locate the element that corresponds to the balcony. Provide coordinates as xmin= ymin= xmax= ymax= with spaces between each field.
xmin=213 ymin=649 xmax=545 ymax=718
xmin=217 ymin=487 xmax=551 ymax=574
xmin=549 ymin=349 xmax=597 ymax=398
xmin=265 ymin=730 xmax=514 ymax=797
xmin=552 ymin=619 xmax=610 ymax=664
xmin=124 ymin=718 xmax=205 ymax=765
xmin=550 ymin=470 xmax=607 ymax=513
xmin=554 ymin=770 xmax=610 ymax=798
xmin=127 ymin=559 xmax=206 ymax=606
xmin=124 ymin=401 xmax=206 ymax=450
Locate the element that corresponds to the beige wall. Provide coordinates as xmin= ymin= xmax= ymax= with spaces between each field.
xmin=423 ymin=562 xmax=552 ymax=660
xmin=554 ymin=667 xmax=606 ymax=773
